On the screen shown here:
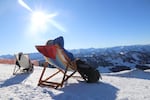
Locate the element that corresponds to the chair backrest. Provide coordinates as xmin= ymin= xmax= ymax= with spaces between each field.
xmin=36 ymin=45 xmax=76 ymax=70
xmin=15 ymin=53 xmax=30 ymax=69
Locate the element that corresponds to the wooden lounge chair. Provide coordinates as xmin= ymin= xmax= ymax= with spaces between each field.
xmin=35 ymin=44 xmax=78 ymax=89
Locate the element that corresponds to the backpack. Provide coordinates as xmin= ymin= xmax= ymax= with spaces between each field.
xmin=76 ymin=59 xmax=101 ymax=83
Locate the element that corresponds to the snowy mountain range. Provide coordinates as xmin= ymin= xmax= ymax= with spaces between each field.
xmin=0 ymin=44 xmax=150 ymax=72
xmin=71 ymin=44 xmax=150 ymax=72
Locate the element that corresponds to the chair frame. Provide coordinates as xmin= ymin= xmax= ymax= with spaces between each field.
xmin=36 ymin=45 xmax=77 ymax=89
xmin=38 ymin=62 xmax=77 ymax=89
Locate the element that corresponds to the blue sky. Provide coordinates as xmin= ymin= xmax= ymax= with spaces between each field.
xmin=0 ymin=0 xmax=150 ymax=55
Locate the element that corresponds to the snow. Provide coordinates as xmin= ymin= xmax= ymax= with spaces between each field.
xmin=0 ymin=64 xmax=150 ymax=100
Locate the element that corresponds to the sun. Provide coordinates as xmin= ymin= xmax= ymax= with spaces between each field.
xmin=18 ymin=0 xmax=66 ymax=37
xmin=30 ymin=10 xmax=59 ymax=34
xmin=31 ymin=11 xmax=49 ymax=28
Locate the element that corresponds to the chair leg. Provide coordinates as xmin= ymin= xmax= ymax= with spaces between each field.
xmin=43 ymin=70 xmax=61 ymax=82
xmin=59 ymin=66 xmax=68 ymax=88
xmin=38 ymin=65 xmax=47 ymax=86
xmin=13 ymin=65 xmax=17 ymax=75
xmin=38 ymin=64 xmax=62 ymax=88
xmin=38 ymin=64 xmax=77 ymax=89
xmin=64 ymin=70 xmax=77 ymax=81
xmin=13 ymin=65 xmax=20 ymax=75
xmin=58 ymin=67 xmax=77 ymax=88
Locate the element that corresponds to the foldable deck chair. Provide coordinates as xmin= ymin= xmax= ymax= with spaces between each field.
xmin=35 ymin=44 xmax=78 ymax=89
xmin=13 ymin=53 xmax=34 ymax=75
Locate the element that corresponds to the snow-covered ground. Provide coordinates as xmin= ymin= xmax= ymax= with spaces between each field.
xmin=0 ymin=64 xmax=150 ymax=100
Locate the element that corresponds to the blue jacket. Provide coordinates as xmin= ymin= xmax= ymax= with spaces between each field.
xmin=47 ymin=36 xmax=75 ymax=61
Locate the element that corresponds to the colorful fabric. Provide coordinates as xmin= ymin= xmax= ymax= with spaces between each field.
xmin=36 ymin=45 xmax=57 ymax=59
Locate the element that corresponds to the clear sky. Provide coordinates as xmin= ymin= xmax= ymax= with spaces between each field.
xmin=0 ymin=0 xmax=150 ymax=55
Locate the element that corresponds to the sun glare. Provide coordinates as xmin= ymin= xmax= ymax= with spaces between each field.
xmin=18 ymin=0 xmax=66 ymax=38
xmin=31 ymin=11 xmax=49 ymax=27
xmin=30 ymin=11 xmax=60 ymax=33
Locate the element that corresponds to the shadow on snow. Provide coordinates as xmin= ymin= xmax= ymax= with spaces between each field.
xmin=0 ymin=73 xmax=30 ymax=87
xmin=47 ymin=81 xmax=119 ymax=100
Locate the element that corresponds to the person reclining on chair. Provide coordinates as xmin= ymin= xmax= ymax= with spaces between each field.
xmin=46 ymin=36 xmax=75 ymax=61
xmin=46 ymin=36 xmax=101 ymax=83
xmin=16 ymin=52 xmax=33 ymax=72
